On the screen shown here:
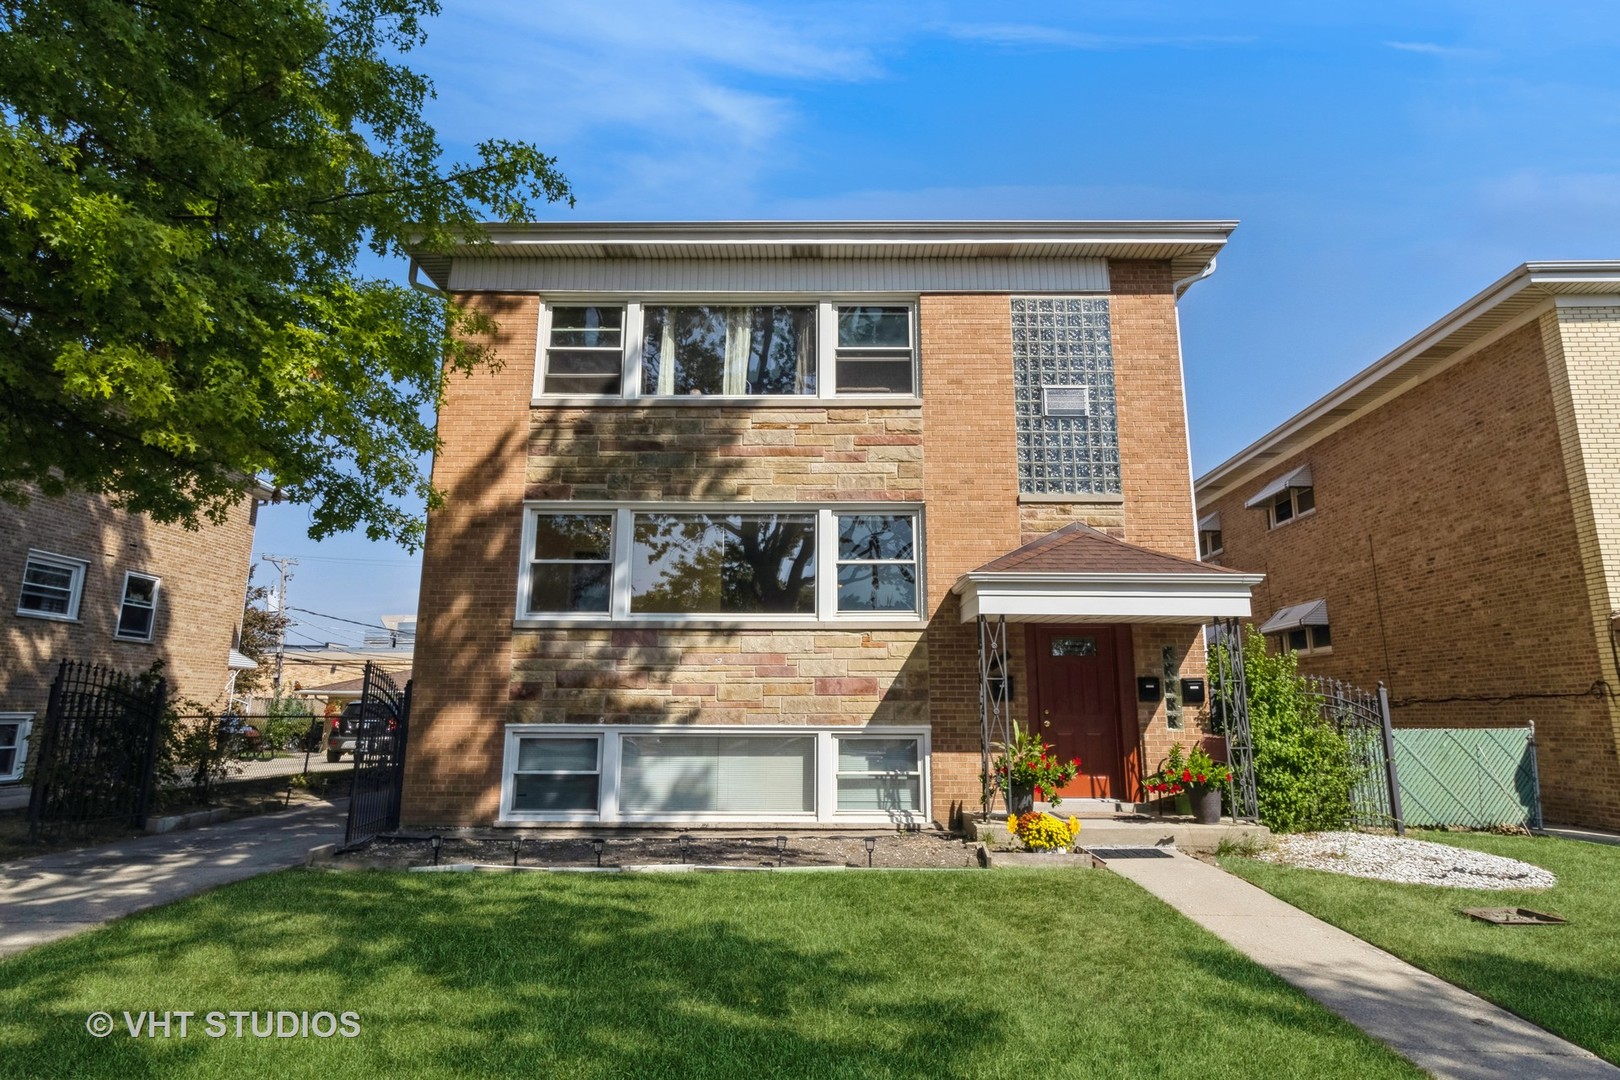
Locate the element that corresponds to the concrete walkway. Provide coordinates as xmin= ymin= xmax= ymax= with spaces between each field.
xmin=1103 ymin=849 xmax=1619 ymax=1080
xmin=0 ymin=800 xmax=346 ymax=959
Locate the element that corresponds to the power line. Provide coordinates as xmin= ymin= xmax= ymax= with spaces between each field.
xmin=286 ymin=606 xmax=401 ymax=632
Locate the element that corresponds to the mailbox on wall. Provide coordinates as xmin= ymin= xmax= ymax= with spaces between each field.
xmin=1136 ymin=676 xmax=1162 ymax=703
xmin=1180 ymin=678 xmax=1207 ymax=705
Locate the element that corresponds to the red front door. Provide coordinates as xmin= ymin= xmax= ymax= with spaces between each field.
xmin=1030 ymin=626 xmax=1125 ymax=799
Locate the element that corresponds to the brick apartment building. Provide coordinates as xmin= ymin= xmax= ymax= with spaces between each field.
xmin=1195 ymin=262 xmax=1620 ymax=830
xmin=401 ymin=221 xmax=1260 ymax=831
xmin=0 ymin=489 xmax=263 ymax=785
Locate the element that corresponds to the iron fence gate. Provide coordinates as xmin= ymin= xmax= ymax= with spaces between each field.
xmin=1208 ymin=618 xmax=1259 ymax=822
xmin=1304 ymin=676 xmax=1405 ymax=834
xmin=343 ymin=662 xmax=411 ymax=846
xmin=27 ymin=661 xmax=167 ymax=839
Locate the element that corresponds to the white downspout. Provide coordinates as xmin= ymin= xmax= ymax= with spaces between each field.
xmin=1171 ymin=256 xmax=1218 ymax=558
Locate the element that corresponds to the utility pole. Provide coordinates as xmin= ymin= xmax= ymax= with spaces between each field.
xmin=260 ymin=554 xmax=298 ymax=694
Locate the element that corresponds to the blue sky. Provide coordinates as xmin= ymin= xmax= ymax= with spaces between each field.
xmin=254 ymin=0 xmax=1620 ymax=640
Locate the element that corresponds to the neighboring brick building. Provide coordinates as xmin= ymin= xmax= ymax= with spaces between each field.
xmin=402 ymin=221 xmax=1259 ymax=831
xmin=0 ymin=489 xmax=263 ymax=785
xmin=1195 ymin=262 xmax=1620 ymax=830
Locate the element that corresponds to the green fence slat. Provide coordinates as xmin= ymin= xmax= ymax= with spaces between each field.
xmin=1390 ymin=728 xmax=1539 ymax=829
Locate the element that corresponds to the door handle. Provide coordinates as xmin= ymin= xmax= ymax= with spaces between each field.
xmin=1043 ymin=709 xmax=1050 ymax=715
xmin=1042 ymin=719 xmax=1051 ymax=729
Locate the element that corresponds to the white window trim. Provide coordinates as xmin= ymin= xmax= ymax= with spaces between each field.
xmin=0 ymin=713 xmax=31 ymax=783
xmin=16 ymin=549 xmax=88 ymax=623
xmin=1266 ymin=488 xmax=1316 ymax=530
xmin=1273 ymin=625 xmax=1333 ymax=656
xmin=532 ymin=297 xmax=920 ymax=404
xmin=517 ymin=501 xmax=926 ymax=628
xmin=497 ymin=723 xmax=931 ymax=826
xmin=113 ymin=570 xmax=161 ymax=642
xmin=1198 ymin=530 xmax=1224 ymax=559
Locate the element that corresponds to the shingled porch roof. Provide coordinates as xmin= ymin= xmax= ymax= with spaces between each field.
xmin=951 ymin=523 xmax=1263 ymax=624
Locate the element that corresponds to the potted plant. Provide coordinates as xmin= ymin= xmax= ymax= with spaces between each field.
xmin=989 ymin=722 xmax=1081 ymax=813
xmin=1144 ymin=744 xmax=1233 ymax=825
xmin=1006 ymin=811 xmax=1081 ymax=852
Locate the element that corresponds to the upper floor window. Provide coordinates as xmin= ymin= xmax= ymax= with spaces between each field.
xmin=520 ymin=503 xmax=924 ymax=623
xmin=1244 ymin=464 xmax=1314 ymax=529
xmin=542 ymin=306 xmax=625 ymax=395
xmin=16 ymin=550 xmax=87 ymax=621
xmin=1197 ymin=512 xmax=1223 ymax=558
xmin=536 ymin=302 xmax=916 ymax=401
xmin=1259 ymin=599 xmax=1331 ymax=656
xmin=114 ymin=572 xmax=161 ymax=641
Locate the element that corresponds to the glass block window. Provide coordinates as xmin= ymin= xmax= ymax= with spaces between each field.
xmin=1011 ymin=297 xmax=1120 ymax=495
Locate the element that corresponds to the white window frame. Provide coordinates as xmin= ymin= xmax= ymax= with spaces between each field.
xmin=832 ymin=733 xmax=925 ymax=816
xmin=113 ymin=571 xmax=161 ymax=642
xmin=532 ymin=298 xmax=920 ymax=405
xmin=509 ymin=732 xmax=604 ymax=815
xmin=1198 ymin=528 xmax=1223 ymax=559
xmin=16 ymin=550 xmax=88 ymax=622
xmin=517 ymin=502 xmax=926 ymax=628
xmin=522 ymin=511 xmax=615 ymax=619
xmin=0 ymin=713 xmax=31 ymax=783
xmin=498 ymin=723 xmax=930 ymax=826
xmin=1267 ymin=486 xmax=1315 ymax=530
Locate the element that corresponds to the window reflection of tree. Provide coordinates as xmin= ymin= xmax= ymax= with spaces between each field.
xmin=642 ymin=306 xmax=814 ymax=396
xmin=634 ymin=513 xmax=816 ymax=614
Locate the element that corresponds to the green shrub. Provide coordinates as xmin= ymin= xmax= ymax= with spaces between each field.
xmin=1218 ymin=628 xmax=1356 ymax=833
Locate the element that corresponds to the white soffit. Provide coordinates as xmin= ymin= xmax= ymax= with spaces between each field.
xmin=954 ymin=572 xmax=1262 ymax=624
xmin=1243 ymin=464 xmax=1313 ymax=508
xmin=1258 ymin=599 xmax=1329 ymax=634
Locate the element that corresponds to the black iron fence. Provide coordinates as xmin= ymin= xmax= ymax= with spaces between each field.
xmin=26 ymin=661 xmax=167 ymax=839
xmin=1304 ymin=676 xmax=1405 ymax=834
xmin=343 ymin=663 xmax=412 ymax=847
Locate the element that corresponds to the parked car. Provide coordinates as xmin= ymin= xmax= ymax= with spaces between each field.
xmin=326 ymin=701 xmax=398 ymax=763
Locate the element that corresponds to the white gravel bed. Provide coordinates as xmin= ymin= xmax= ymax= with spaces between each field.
xmin=1256 ymin=831 xmax=1555 ymax=890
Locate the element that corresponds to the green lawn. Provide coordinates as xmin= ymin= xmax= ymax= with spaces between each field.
xmin=1223 ymin=831 xmax=1620 ymax=1065
xmin=0 ymin=869 xmax=1418 ymax=1080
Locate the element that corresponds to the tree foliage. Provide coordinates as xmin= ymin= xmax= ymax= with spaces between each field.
xmin=0 ymin=0 xmax=571 ymax=546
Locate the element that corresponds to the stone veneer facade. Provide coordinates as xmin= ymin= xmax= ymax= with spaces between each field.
xmin=1199 ymin=305 xmax=1620 ymax=830
xmin=403 ymin=262 xmax=1214 ymax=828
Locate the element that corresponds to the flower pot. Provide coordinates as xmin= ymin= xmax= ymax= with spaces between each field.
xmin=1009 ymin=783 xmax=1035 ymax=815
xmin=1188 ymin=784 xmax=1223 ymax=825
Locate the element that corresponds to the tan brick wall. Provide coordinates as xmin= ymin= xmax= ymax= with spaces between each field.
xmin=408 ymin=271 xmax=1211 ymax=828
xmin=0 ymin=490 xmax=256 ymax=722
xmin=402 ymin=293 xmax=537 ymax=825
xmin=1201 ymin=317 xmax=1620 ymax=828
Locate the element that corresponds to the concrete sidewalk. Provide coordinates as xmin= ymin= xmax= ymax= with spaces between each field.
xmin=0 ymin=800 xmax=346 ymax=959
xmin=1103 ymin=849 xmax=1619 ymax=1080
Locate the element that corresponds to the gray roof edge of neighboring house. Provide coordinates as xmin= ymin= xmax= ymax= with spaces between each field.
xmin=404 ymin=218 xmax=1240 ymax=291
xmin=1194 ymin=260 xmax=1620 ymax=507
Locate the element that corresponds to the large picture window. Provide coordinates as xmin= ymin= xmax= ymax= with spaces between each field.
xmin=500 ymin=725 xmax=928 ymax=823
xmin=631 ymin=512 xmax=816 ymax=616
xmin=641 ymin=305 xmax=816 ymax=396
xmin=519 ymin=504 xmax=923 ymax=623
xmin=534 ymin=301 xmax=917 ymax=401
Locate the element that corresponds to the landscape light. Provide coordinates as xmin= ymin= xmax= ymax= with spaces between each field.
xmin=591 ymin=837 xmax=604 ymax=868
xmin=430 ymin=834 xmax=442 ymax=867
xmin=775 ymin=835 xmax=788 ymax=866
xmin=863 ymin=836 xmax=877 ymax=868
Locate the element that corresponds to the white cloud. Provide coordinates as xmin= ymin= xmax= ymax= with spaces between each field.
xmin=942 ymin=22 xmax=1253 ymax=50
xmin=1384 ymin=40 xmax=1485 ymax=58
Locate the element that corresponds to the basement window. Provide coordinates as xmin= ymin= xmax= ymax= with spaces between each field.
xmin=0 ymin=715 xmax=30 ymax=783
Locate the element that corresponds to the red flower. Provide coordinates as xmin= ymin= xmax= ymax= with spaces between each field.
xmin=1071 ymin=758 xmax=1080 ymax=768
xmin=1196 ymin=773 xmax=1206 ymax=784
xmin=1181 ymin=769 xmax=1193 ymax=782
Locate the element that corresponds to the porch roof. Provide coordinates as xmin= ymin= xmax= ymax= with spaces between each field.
xmin=951 ymin=523 xmax=1263 ymax=624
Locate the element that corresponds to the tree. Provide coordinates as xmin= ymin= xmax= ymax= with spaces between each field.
xmin=235 ymin=569 xmax=289 ymax=697
xmin=0 ymin=0 xmax=571 ymax=547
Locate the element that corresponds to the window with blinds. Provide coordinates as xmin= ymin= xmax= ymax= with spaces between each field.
xmin=620 ymin=734 xmax=815 ymax=815
xmin=835 ymin=737 xmax=921 ymax=812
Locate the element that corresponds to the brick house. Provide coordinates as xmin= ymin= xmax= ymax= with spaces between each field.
xmin=401 ymin=221 xmax=1260 ymax=831
xmin=1194 ymin=262 xmax=1620 ymax=830
xmin=0 ymin=489 xmax=263 ymax=785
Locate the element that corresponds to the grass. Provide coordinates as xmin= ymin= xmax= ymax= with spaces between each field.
xmin=0 ymin=869 xmax=1420 ymax=1080
xmin=1223 ymin=830 xmax=1620 ymax=1065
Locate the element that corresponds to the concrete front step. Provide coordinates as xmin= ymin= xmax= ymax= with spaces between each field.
xmin=966 ymin=814 xmax=1270 ymax=854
